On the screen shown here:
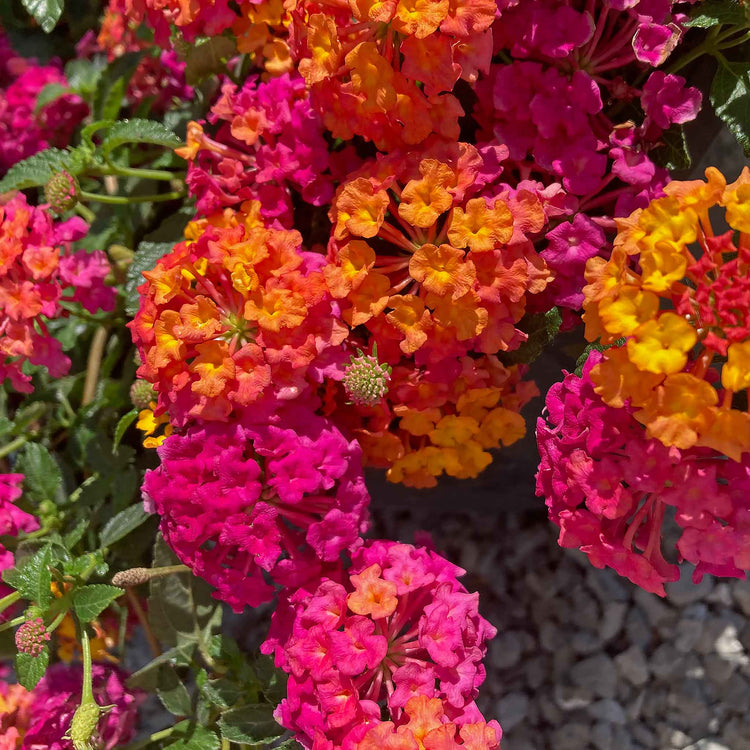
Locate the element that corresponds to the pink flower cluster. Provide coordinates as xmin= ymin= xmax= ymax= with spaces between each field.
xmin=0 ymin=474 xmax=38 ymax=606
xmin=263 ymin=540 xmax=496 ymax=749
xmin=0 ymin=193 xmax=116 ymax=393
xmin=142 ymin=402 xmax=370 ymax=611
xmin=536 ymin=353 xmax=750 ymax=596
xmin=126 ymin=50 xmax=193 ymax=115
xmin=0 ymin=36 xmax=88 ymax=172
xmin=16 ymin=663 xmax=141 ymax=749
xmin=179 ymin=73 xmax=353 ymax=225
xmin=475 ymin=0 xmax=702 ymax=312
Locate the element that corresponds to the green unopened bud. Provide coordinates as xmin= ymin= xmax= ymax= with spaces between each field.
xmin=130 ymin=380 xmax=156 ymax=410
xmin=44 ymin=171 xmax=80 ymax=214
xmin=69 ymin=701 xmax=101 ymax=750
xmin=343 ymin=348 xmax=392 ymax=406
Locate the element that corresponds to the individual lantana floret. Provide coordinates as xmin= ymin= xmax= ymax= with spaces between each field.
xmin=325 ymin=351 xmax=536 ymax=487
xmin=0 ymin=194 xmax=116 ymax=393
xmin=263 ymin=540 xmax=496 ymax=749
xmin=582 ymin=167 xmax=750 ymax=460
xmin=129 ymin=202 xmax=348 ymax=426
xmin=324 ymin=140 xmax=553 ymax=362
xmin=536 ymin=352 xmax=750 ymax=595
xmin=354 ymin=694 xmax=502 ymax=749
xmin=287 ymin=0 xmax=496 ymax=150
xmin=142 ymin=400 xmax=369 ymax=610
xmin=176 ymin=74 xmax=346 ymax=224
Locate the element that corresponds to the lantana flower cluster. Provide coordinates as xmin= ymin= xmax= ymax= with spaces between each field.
xmin=0 ymin=474 xmax=38 ymax=605
xmin=0 ymin=663 xmax=141 ymax=749
xmin=177 ymin=74 xmax=348 ymax=223
xmin=537 ymin=352 xmax=750 ymax=596
xmin=582 ymin=168 xmax=750 ymax=460
xmin=263 ymin=540 xmax=498 ymax=749
xmin=129 ymin=204 xmax=347 ymax=425
xmin=142 ymin=401 xmax=370 ymax=610
xmin=0 ymin=193 xmax=115 ymax=392
xmin=0 ymin=34 xmax=88 ymax=173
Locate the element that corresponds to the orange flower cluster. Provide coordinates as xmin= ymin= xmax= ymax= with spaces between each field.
xmin=325 ymin=141 xmax=553 ymax=363
xmin=232 ymin=0 xmax=293 ymax=77
xmin=288 ymin=0 xmax=496 ymax=150
xmin=324 ymin=352 xmax=536 ymax=487
xmin=129 ymin=203 xmax=347 ymax=425
xmin=583 ymin=167 xmax=750 ymax=460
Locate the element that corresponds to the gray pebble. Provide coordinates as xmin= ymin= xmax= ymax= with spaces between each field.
xmin=625 ymin=607 xmax=653 ymax=649
xmin=496 ymin=691 xmax=529 ymax=733
xmin=714 ymin=624 xmax=748 ymax=666
xmin=570 ymin=654 xmax=617 ymax=698
xmin=554 ymin=684 xmax=594 ymax=711
xmin=732 ymin=578 xmax=750 ymax=617
xmin=490 ymin=631 xmax=523 ymax=670
xmin=666 ymin=569 xmax=715 ymax=607
xmin=586 ymin=567 xmax=630 ymax=603
xmin=587 ymin=699 xmax=627 ymax=725
xmin=615 ymin=645 xmax=650 ymax=686
xmin=571 ymin=630 xmax=602 ymax=655
xmin=650 ymin=643 xmax=685 ymax=680
xmin=683 ymin=741 xmax=731 ymax=750
xmin=591 ymin=721 xmax=614 ymax=750
xmin=551 ymin=722 xmax=592 ymax=750
xmin=634 ymin=587 xmax=676 ymax=627
xmin=599 ymin=601 xmax=627 ymax=642
xmin=675 ymin=618 xmax=705 ymax=653
xmin=703 ymin=653 xmax=736 ymax=684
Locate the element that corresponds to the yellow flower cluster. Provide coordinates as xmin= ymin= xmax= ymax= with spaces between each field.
xmin=582 ymin=167 xmax=750 ymax=459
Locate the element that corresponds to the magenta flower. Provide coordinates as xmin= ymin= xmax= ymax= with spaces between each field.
xmin=22 ymin=663 xmax=141 ymax=750
xmin=263 ymin=540 xmax=495 ymax=749
xmin=641 ymin=71 xmax=702 ymax=130
xmin=0 ymin=473 xmax=38 ymax=606
xmin=142 ymin=401 xmax=370 ymax=611
xmin=536 ymin=352 xmax=750 ymax=596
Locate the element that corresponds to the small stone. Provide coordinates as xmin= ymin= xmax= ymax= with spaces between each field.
xmin=715 ymin=672 xmax=749 ymax=712
xmin=496 ymin=691 xmax=529 ymax=733
xmin=650 ymin=643 xmax=684 ymax=680
xmin=714 ymin=624 xmax=749 ymax=666
xmin=525 ymin=655 xmax=548 ymax=690
xmin=667 ymin=729 xmax=694 ymax=749
xmin=634 ymin=588 xmax=675 ymax=627
xmin=570 ymin=654 xmax=617 ymax=698
xmin=592 ymin=721 xmax=614 ymax=750
xmin=599 ymin=601 xmax=627 ymax=642
xmin=587 ymin=699 xmax=626 ymax=725
xmin=706 ymin=583 xmax=733 ymax=607
xmin=571 ymin=630 xmax=602 ymax=655
xmin=630 ymin=723 xmax=656 ymax=747
xmin=665 ymin=568 xmax=715 ymax=607
xmin=540 ymin=620 xmax=565 ymax=652
xmin=683 ymin=741 xmax=731 ymax=750
xmin=675 ymin=618 xmax=704 ymax=653
xmin=490 ymin=631 xmax=523 ymax=670
xmin=612 ymin=726 xmax=635 ymax=750
xmin=626 ymin=690 xmax=645 ymax=721
xmin=553 ymin=684 xmax=593 ymax=711
xmin=552 ymin=722 xmax=591 ymax=750
xmin=586 ymin=567 xmax=630 ymax=603
xmin=703 ymin=653 xmax=736 ymax=684
xmin=538 ymin=692 xmax=563 ymax=725
xmin=615 ymin=645 xmax=649 ymax=687
xmin=625 ymin=608 xmax=653 ymax=649
xmin=732 ymin=579 xmax=750 ymax=616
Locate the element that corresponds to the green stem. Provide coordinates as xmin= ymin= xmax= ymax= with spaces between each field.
xmin=123 ymin=725 xmax=175 ymax=749
xmin=80 ymin=190 xmax=186 ymax=205
xmin=46 ymin=611 xmax=67 ymax=633
xmin=104 ymin=164 xmax=180 ymax=182
xmin=0 ymin=615 xmax=25 ymax=634
xmin=0 ymin=591 xmax=21 ymax=616
xmin=74 ymin=202 xmax=96 ymax=223
xmin=666 ymin=24 xmax=747 ymax=74
xmin=0 ymin=435 xmax=27 ymax=460
xmin=80 ymin=626 xmax=95 ymax=704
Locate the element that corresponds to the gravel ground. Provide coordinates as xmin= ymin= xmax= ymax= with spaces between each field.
xmin=370 ymin=507 xmax=750 ymax=750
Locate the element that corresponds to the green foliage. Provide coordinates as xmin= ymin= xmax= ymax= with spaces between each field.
xmin=3 ymin=546 xmax=53 ymax=608
xmin=15 ymin=443 xmax=65 ymax=506
xmin=0 ymin=147 xmax=87 ymax=193
xmin=652 ymin=126 xmax=692 ymax=171
xmin=711 ymin=59 xmax=750 ymax=157
xmin=165 ymin=723 xmax=220 ymax=750
xmin=16 ymin=650 xmax=49 ymax=690
xmin=101 ymin=119 xmax=183 ymax=159
xmin=112 ymin=409 xmax=139 ymax=452
xmin=72 ymin=584 xmax=123 ymax=622
xmin=498 ymin=308 xmax=563 ymax=366
xmin=99 ymin=503 xmax=151 ymax=548
xmin=685 ymin=0 xmax=749 ymax=28
xmin=218 ymin=704 xmax=285 ymax=744
xmin=20 ymin=0 xmax=64 ymax=32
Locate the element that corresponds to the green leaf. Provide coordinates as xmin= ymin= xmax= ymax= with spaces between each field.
xmin=127 ymin=644 xmax=195 ymax=691
xmin=113 ymin=409 xmax=139 ymax=452
xmin=202 ymin=678 xmax=243 ymax=709
xmin=65 ymin=57 xmax=107 ymax=97
xmin=16 ymin=650 xmax=49 ymax=690
xmin=96 ymin=76 xmax=126 ymax=123
xmin=0 ymin=148 xmax=76 ymax=194
xmin=93 ymin=53 xmax=143 ymax=122
xmin=157 ymin=665 xmax=193 ymax=716
xmin=218 ymin=704 xmax=285 ymax=744
xmin=165 ymin=722 xmax=220 ymax=750
xmin=34 ymin=83 xmax=69 ymax=112
xmin=124 ymin=242 xmax=174 ymax=316
xmin=101 ymin=119 xmax=182 ymax=159
xmin=711 ymin=59 xmax=750 ymax=157
xmin=498 ymin=307 xmax=562 ymax=366
xmin=73 ymin=584 xmax=123 ymax=622
xmin=100 ymin=504 xmax=151 ymax=548
xmin=685 ymin=0 xmax=749 ymax=27
xmin=15 ymin=443 xmax=64 ymax=505
xmin=3 ymin=547 xmax=53 ymax=608
xmin=80 ymin=120 xmax=115 ymax=149
xmin=652 ymin=125 xmax=692 ymax=171
xmin=20 ymin=0 xmax=64 ymax=33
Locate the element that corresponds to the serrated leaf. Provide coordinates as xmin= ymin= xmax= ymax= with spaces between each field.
xmin=711 ymin=59 xmax=750 ymax=157
xmin=113 ymin=409 xmax=138 ymax=452
xmin=157 ymin=665 xmax=193 ymax=716
xmin=20 ymin=0 xmax=63 ymax=32
xmin=63 ymin=518 xmax=88 ymax=548
xmin=498 ymin=308 xmax=562 ymax=366
xmin=685 ymin=0 xmax=749 ymax=27
xmin=202 ymin=678 xmax=243 ymax=709
xmin=124 ymin=242 xmax=174 ymax=316
xmin=218 ymin=704 xmax=285 ymax=744
xmin=81 ymin=120 xmax=115 ymax=149
xmin=34 ymin=83 xmax=69 ymax=112
xmin=97 ymin=76 xmax=126 ymax=122
xmin=2 ymin=547 xmax=53 ymax=607
xmin=73 ymin=584 xmax=123 ymax=622
xmin=127 ymin=644 xmax=195 ymax=691
xmin=0 ymin=148 xmax=75 ymax=194
xmin=101 ymin=119 xmax=182 ymax=159
xmin=16 ymin=650 xmax=49 ymax=690
xmin=165 ymin=723 xmax=220 ymax=750
xmin=15 ymin=442 xmax=64 ymax=505
xmin=65 ymin=57 xmax=107 ymax=96
xmin=100 ymin=503 xmax=151 ymax=548
xmin=93 ymin=53 xmax=143 ymax=121
xmin=652 ymin=125 xmax=692 ymax=171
